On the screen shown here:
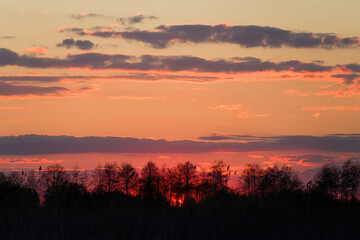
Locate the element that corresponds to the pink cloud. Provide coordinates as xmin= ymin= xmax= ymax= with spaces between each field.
xmin=208 ymin=103 xmax=269 ymax=119
xmin=108 ymin=95 xmax=167 ymax=100
xmin=313 ymin=113 xmax=320 ymax=118
xmin=267 ymin=154 xmax=339 ymax=167
xmin=285 ymin=89 xmax=311 ymax=97
xmin=25 ymin=47 xmax=48 ymax=55
xmin=209 ymin=104 xmax=246 ymax=111
xmin=247 ymin=155 xmax=264 ymax=159
xmin=237 ymin=111 xmax=269 ymax=119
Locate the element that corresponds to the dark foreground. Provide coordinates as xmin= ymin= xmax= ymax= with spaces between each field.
xmin=0 ymin=188 xmax=359 ymax=240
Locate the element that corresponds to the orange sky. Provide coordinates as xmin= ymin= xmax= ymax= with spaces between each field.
xmin=1 ymin=0 xmax=360 ymax=179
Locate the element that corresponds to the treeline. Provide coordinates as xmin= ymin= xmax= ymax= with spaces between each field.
xmin=242 ymin=160 xmax=360 ymax=201
xmin=1 ymin=159 xmax=360 ymax=204
xmin=0 ymin=160 xmax=360 ymax=239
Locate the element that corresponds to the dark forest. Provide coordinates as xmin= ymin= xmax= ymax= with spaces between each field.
xmin=1 ymin=160 xmax=359 ymax=239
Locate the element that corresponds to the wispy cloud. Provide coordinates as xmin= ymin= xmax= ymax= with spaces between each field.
xmin=209 ymin=104 xmax=246 ymax=111
xmin=237 ymin=112 xmax=269 ymax=119
xmin=70 ymin=12 xmax=106 ymax=21
xmin=0 ymin=107 xmax=23 ymax=110
xmin=285 ymin=89 xmax=311 ymax=97
xmin=247 ymin=154 xmax=264 ymax=159
xmin=315 ymin=85 xmax=360 ymax=97
xmin=0 ymin=158 xmax=62 ymax=164
xmin=209 ymin=104 xmax=269 ymax=119
xmin=117 ymin=14 xmax=158 ymax=25
xmin=108 ymin=95 xmax=167 ymax=100
xmin=267 ymin=154 xmax=340 ymax=167
xmin=302 ymin=105 xmax=360 ymax=111
xmin=0 ymin=36 xmax=16 ymax=39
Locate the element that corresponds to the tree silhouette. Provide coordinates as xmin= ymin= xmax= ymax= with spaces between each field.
xmin=43 ymin=164 xmax=68 ymax=189
xmin=241 ymin=164 xmax=302 ymax=196
xmin=0 ymin=172 xmax=7 ymax=184
xmin=340 ymin=159 xmax=360 ymax=200
xmin=314 ymin=163 xmax=341 ymax=199
xmin=241 ymin=164 xmax=263 ymax=196
xmin=176 ymin=161 xmax=197 ymax=201
xmin=139 ymin=161 xmax=162 ymax=200
xmin=161 ymin=167 xmax=178 ymax=204
xmin=102 ymin=162 xmax=119 ymax=193
xmin=91 ymin=163 xmax=104 ymax=193
xmin=26 ymin=170 xmax=41 ymax=192
xmin=70 ymin=163 xmax=81 ymax=184
xmin=277 ymin=165 xmax=303 ymax=192
xmin=45 ymin=181 xmax=87 ymax=207
xmin=7 ymin=171 xmax=24 ymax=186
xmin=208 ymin=160 xmax=230 ymax=193
xmin=118 ymin=162 xmax=138 ymax=195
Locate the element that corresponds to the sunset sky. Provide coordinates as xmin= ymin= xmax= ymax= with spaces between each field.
xmin=1 ymin=0 xmax=360 ymax=181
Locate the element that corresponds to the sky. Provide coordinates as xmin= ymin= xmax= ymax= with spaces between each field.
xmin=1 ymin=0 xmax=360 ymax=181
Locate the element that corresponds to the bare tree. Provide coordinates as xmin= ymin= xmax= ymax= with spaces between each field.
xmin=7 ymin=171 xmax=25 ymax=186
xmin=241 ymin=164 xmax=302 ymax=197
xmin=70 ymin=163 xmax=81 ymax=184
xmin=139 ymin=161 xmax=161 ymax=199
xmin=340 ymin=160 xmax=360 ymax=200
xmin=315 ymin=163 xmax=341 ymax=199
xmin=26 ymin=170 xmax=41 ymax=192
xmin=43 ymin=164 xmax=68 ymax=189
xmin=91 ymin=164 xmax=104 ymax=193
xmin=162 ymin=167 xmax=178 ymax=204
xmin=102 ymin=162 xmax=119 ymax=193
xmin=176 ymin=161 xmax=197 ymax=200
xmin=80 ymin=170 xmax=90 ymax=189
xmin=0 ymin=172 xmax=7 ymax=184
xmin=241 ymin=164 xmax=263 ymax=196
xmin=118 ymin=162 xmax=138 ymax=195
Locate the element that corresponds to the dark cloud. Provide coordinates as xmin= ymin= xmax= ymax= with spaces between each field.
xmin=345 ymin=64 xmax=360 ymax=73
xmin=312 ymin=60 xmax=324 ymax=64
xmin=198 ymin=133 xmax=360 ymax=152
xmin=0 ymin=76 xmax=64 ymax=83
xmin=70 ymin=13 xmax=105 ymax=20
xmin=199 ymin=134 xmax=269 ymax=142
xmin=0 ymin=73 xmax=221 ymax=83
xmin=0 ymin=48 xmax=19 ymax=66
xmin=89 ymin=25 xmax=118 ymax=31
xmin=1 ymin=134 xmax=360 ymax=155
xmin=0 ymin=36 xmax=16 ymax=39
xmin=61 ymin=27 xmax=85 ymax=33
xmin=56 ymin=39 xmax=95 ymax=50
xmin=0 ymin=48 xmax=335 ymax=73
xmin=0 ymin=82 xmax=69 ymax=96
xmin=62 ymin=24 xmax=360 ymax=49
xmin=331 ymin=74 xmax=360 ymax=84
xmin=118 ymin=14 xmax=158 ymax=25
